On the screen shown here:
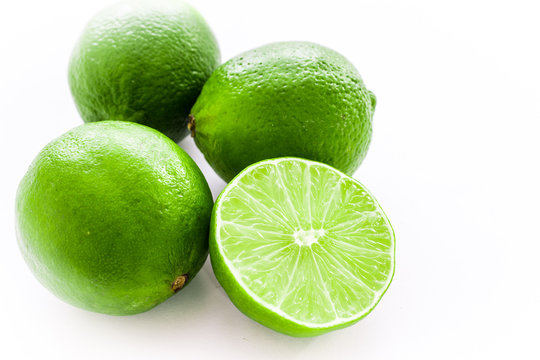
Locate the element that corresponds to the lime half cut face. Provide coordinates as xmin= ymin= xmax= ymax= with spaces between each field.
xmin=210 ymin=158 xmax=395 ymax=337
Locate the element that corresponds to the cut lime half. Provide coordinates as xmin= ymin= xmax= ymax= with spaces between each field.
xmin=210 ymin=158 xmax=395 ymax=337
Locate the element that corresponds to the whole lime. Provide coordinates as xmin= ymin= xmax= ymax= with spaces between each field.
xmin=68 ymin=0 xmax=220 ymax=142
xmin=15 ymin=121 xmax=213 ymax=315
xmin=189 ymin=41 xmax=376 ymax=182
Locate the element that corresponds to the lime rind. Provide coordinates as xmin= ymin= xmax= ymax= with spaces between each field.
xmin=210 ymin=157 xmax=395 ymax=336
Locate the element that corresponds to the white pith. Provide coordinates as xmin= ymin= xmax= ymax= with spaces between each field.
xmin=214 ymin=158 xmax=395 ymax=328
xmin=293 ymin=229 xmax=325 ymax=246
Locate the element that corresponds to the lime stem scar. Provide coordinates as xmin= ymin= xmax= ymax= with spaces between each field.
xmin=172 ymin=274 xmax=189 ymax=292
xmin=188 ymin=114 xmax=196 ymax=137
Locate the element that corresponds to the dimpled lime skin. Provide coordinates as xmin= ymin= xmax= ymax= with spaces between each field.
xmin=190 ymin=41 xmax=376 ymax=182
xmin=15 ymin=121 xmax=213 ymax=315
xmin=68 ymin=0 xmax=220 ymax=142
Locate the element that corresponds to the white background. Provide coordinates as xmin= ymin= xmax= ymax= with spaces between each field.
xmin=1 ymin=0 xmax=539 ymax=358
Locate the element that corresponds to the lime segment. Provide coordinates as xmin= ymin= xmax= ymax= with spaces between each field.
xmin=210 ymin=158 xmax=395 ymax=336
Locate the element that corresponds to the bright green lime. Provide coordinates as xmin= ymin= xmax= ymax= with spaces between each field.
xmin=190 ymin=41 xmax=376 ymax=182
xmin=210 ymin=158 xmax=395 ymax=337
xmin=69 ymin=0 xmax=220 ymax=142
xmin=16 ymin=121 xmax=213 ymax=315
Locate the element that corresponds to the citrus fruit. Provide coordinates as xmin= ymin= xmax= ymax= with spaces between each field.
xmin=68 ymin=0 xmax=220 ymax=142
xmin=209 ymin=157 xmax=395 ymax=337
xmin=189 ymin=41 xmax=376 ymax=182
xmin=15 ymin=121 xmax=213 ymax=315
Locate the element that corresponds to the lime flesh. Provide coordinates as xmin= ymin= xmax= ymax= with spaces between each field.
xmin=210 ymin=158 xmax=395 ymax=337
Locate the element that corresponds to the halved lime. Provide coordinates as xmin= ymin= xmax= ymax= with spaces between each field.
xmin=210 ymin=158 xmax=395 ymax=337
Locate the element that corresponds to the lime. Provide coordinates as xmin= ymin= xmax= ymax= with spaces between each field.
xmin=15 ymin=121 xmax=213 ymax=315
xmin=190 ymin=41 xmax=376 ymax=182
xmin=210 ymin=158 xmax=395 ymax=337
xmin=69 ymin=0 xmax=220 ymax=142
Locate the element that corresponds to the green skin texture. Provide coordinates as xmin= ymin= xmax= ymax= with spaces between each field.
xmin=15 ymin=121 xmax=213 ymax=315
xmin=209 ymin=158 xmax=395 ymax=337
xmin=190 ymin=41 xmax=376 ymax=182
xmin=69 ymin=0 xmax=220 ymax=142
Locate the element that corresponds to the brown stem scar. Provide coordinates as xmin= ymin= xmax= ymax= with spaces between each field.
xmin=172 ymin=274 xmax=189 ymax=292
xmin=187 ymin=114 xmax=196 ymax=137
